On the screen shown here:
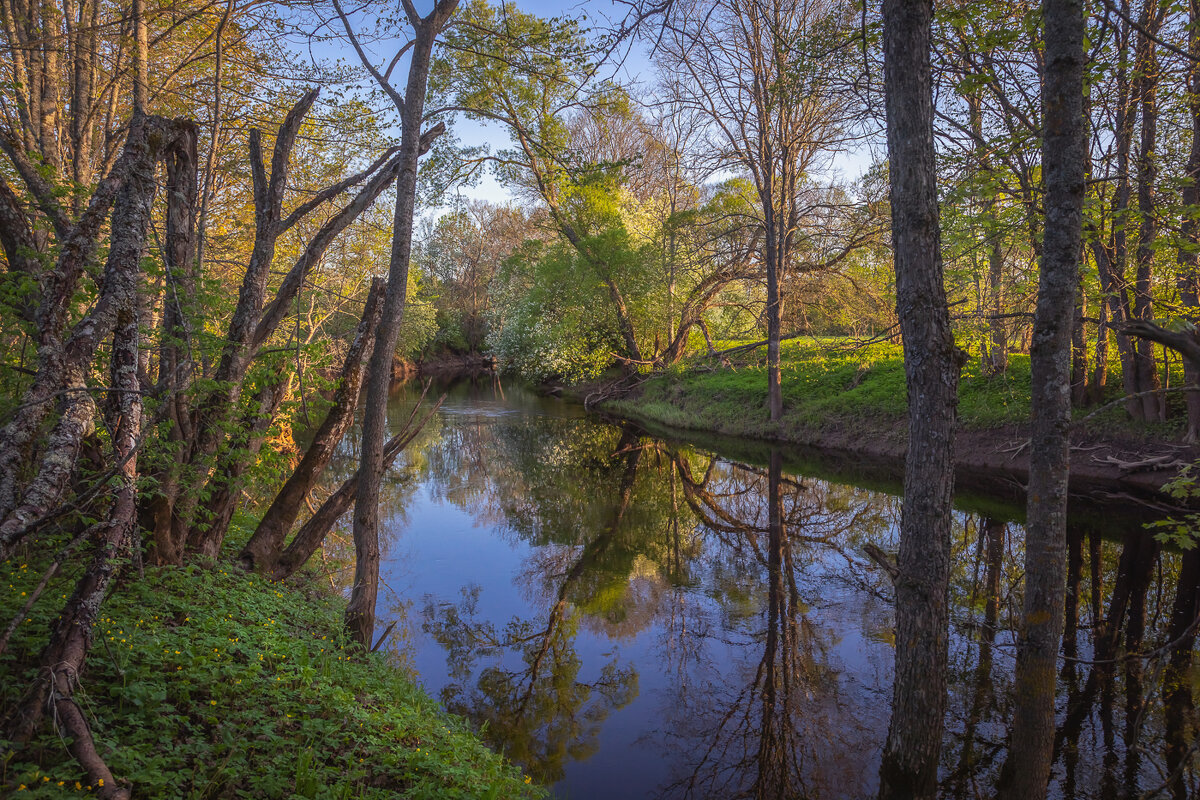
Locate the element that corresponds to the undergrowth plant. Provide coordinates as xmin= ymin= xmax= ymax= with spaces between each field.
xmin=0 ymin=526 xmax=542 ymax=799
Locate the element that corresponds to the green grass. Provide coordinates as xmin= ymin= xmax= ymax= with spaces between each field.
xmin=0 ymin=526 xmax=543 ymax=799
xmin=612 ymin=336 xmax=1181 ymax=442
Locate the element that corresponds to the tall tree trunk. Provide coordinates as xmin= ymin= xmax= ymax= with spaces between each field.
xmin=145 ymin=121 xmax=198 ymax=560
xmin=877 ymin=0 xmax=963 ymax=796
xmin=765 ymin=222 xmax=784 ymax=422
xmin=1071 ymin=269 xmax=1088 ymax=405
xmin=1108 ymin=9 xmax=1142 ymax=417
xmin=1091 ymin=300 xmax=1110 ymax=403
xmin=996 ymin=0 xmax=1084 ymax=795
xmin=346 ymin=0 xmax=459 ymax=648
xmin=987 ymin=225 xmax=1009 ymax=375
xmin=1177 ymin=0 xmax=1200 ymax=441
xmin=131 ymin=0 xmax=147 ymax=113
xmin=1132 ymin=0 xmax=1164 ymax=421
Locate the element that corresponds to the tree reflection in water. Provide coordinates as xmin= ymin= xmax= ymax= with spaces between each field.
xmin=654 ymin=448 xmax=885 ymax=799
xmin=421 ymin=427 xmax=645 ymax=783
xmin=349 ymin=381 xmax=1200 ymax=798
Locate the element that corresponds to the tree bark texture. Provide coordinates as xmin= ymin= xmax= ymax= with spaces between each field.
xmin=0 ymin=119 xmax=157 ymax=526
xmin=0 ymin=113 xmax=188 ymax=561
xmin=1131 ymin=0 xmax=1164 ymax=422
xmin=0 ymin=112 xmax=173 ymax=800
xmin=1177 ymin=0 xmax=1200 ymax=441
xmin=877 ymin=1 xmax=962 ymax=797
xmin=996 ymin=0 xmax=1085 ymax=794
xmin=346 ymin=0 xmax=458 ymax=649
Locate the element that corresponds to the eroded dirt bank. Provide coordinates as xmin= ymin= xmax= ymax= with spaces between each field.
xmin=599 ymin=391 xmax=1198 ymax=523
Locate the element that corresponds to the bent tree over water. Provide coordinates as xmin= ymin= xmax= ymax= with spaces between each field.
xmin=327 ymin=381 xmax=1200 ymax=799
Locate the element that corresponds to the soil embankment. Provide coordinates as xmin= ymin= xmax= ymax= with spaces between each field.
xmin=599 ymin=381 xmax=1198 ymax=520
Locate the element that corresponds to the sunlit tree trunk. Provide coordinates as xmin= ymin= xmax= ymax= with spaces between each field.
xmin=345 ymin=0 xmax=459 ymax=648
xmin=1177 ymin=0 xmax=1200 ymax=441
xmin=240 ymin=279 xmax=385 ymax=572
xmin=1131 ymin=0 xmax=1164 ymax=421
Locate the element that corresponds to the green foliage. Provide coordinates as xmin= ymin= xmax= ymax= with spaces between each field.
xmin=612 ymin=338 xmax=1039 ymax=439
xmin=397 ymin=271 xmax=440 ymax=359
xmin=1147 ymin=464 xmax=1200 ymax=550
xmin=488 ymin=241 xmax=622 ymax=383
xmin=0 ymin=527 xmax=543 ymax=799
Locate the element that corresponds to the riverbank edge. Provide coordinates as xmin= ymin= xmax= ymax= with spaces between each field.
xmin=0 ymin=521 xmax=543 ymax=799
xmin=584 ymin=379 xmax=1199 ymax=513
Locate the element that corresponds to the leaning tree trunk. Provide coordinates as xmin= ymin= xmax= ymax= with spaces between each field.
xmin=877 ymin=0 xmax=963 ymax=797
xmin=269 ymin=398 xmax=441 ymax=582
xmin=1 ymin=109 xmax=170 ymax=797
xmin=0 ymin=127 xmax=151 ymax=528
xmin=996 ymin=0 xmax=1085 ymax=795
xmin=240 ymin=278 xmax=385 ymax=572
xmin=0 ymin=115 xmax=189 ymax=561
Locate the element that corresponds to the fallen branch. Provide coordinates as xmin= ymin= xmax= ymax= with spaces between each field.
xmin=1092 ymin=453 xmax=1186 ymax=472
xmin=584 ymin=373 xmax=647 ymax=410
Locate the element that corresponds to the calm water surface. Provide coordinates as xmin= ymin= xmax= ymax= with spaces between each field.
xmin=323 ymin=379 xmax=1197 ymax=799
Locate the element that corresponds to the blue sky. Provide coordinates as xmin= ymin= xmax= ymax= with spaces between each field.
xmin=294 ymin=0 xmax=871 ymax=208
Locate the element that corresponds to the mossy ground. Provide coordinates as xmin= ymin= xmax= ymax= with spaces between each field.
xmin=0 ymin=524 xmax=543 ymax=799
xmin=610 ymin=337 xmax=1184 ymax=442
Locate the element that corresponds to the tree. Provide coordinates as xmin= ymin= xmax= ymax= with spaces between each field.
xmin=996 ymin=0 xmax=1085 ymax=793
xmin=876 ymin=0 xmax=964 ymax=797
xmin=415 ymin=201 xmax=524 ymax=352
xmin=334 ymin=0 xmax=460 ymax=648
xmin=433 ymin=1 xmax=653 ymax=367
xmin=657 ymin=0 xmax=861 ymax=421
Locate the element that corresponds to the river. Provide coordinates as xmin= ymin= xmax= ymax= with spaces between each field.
xmin=318 ymin=377 xmax=1197 ymax=799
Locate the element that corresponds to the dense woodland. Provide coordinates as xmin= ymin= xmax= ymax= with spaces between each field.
xmin=0 ymin=0 xmax=1198 ymax=796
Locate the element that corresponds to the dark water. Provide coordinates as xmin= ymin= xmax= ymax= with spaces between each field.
xmin=322 ymin=378 xmax=1199 ymax=799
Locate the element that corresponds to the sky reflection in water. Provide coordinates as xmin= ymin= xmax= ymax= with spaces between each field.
xmin=321 ymin=378 xmax=1197 ymax=799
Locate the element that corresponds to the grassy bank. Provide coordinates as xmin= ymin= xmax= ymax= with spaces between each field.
xmin=607 ymin=338 xmax=1180 ymax=443
xmin=0 ymin=525 xmax=542 ymax=799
